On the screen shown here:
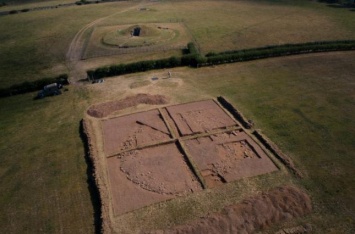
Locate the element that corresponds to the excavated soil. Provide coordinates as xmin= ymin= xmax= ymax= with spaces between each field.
xmin=107 ymin=143 xmax=202 ymax=215
xmin=166 ymin=100 xmax=238 ymax=136
xmin=102 ymin=109 xmax=171 ymax=156
xmin=87 ymin=93 xmax=169 ymax=118
xmin=86 ymin=99 xmax=298 ymax=230
xmin=119 ymin=143 xmax=202 ymax=196
xmin=146 ymin=186 xmax=312 ymax=234
xmin=184 ymin=131 xmax=278 ymax=188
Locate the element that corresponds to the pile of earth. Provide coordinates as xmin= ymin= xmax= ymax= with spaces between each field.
xmin=145 ymin=186 xmax=312 ymax=234
xmin=102 ymin=24 xmax=175 ymax=48
xmin=87 ymin=93 xmax=169 ymax=118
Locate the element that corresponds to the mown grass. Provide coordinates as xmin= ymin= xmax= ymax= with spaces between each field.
xmin=83 ymin=23 xmax=189 ymax=60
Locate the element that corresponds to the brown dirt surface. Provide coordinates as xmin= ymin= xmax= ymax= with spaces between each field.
xmin=166 ymin=100 xmax=238 ymax=136
xmin=184 ymin=131 xmax=278 ymax=188
xmin=84 ymin=98 xmax=299 ymax=233
xmin=107 ymin=143 xmax=202 ymax=215
xmin=87 ymin=93 xmax=169 ymax=118
xmin=146 ymin=186 xmax=312 ymax=234
xmin=102 ymin=109 xmax=171 ymax=156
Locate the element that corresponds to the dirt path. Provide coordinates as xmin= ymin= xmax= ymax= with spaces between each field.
xmin=65 ymin=1 xmax=151 ymax=82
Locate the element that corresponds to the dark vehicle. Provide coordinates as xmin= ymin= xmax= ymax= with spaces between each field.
xmin=92 ymin=79 xmax=104 ymax=84
xmin=36 ymin=83 xmax=62 ymax=99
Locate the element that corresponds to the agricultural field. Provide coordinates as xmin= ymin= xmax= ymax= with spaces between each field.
xmin=0 ymin=0 xmax=355 ymax=233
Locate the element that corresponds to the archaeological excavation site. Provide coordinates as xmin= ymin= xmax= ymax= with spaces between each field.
xmin=83 ymin=94 xmax=311 ymax=233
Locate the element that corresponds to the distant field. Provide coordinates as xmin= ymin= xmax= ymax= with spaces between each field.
xmin=0 ymin=1 xmax=136 ymax=88
xmin=1 ymin=0 xmax=355 ymax=87
xmin=0 ymin=0 xmax=355 ymax=233
xmin=0 ymin=0 xmax=74 ymax=10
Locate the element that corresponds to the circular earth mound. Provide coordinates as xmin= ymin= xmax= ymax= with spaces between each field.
xmin=102 ymin=24 xmax=176 ymax=48
xmin=119 ymin=145 xmax=202 ymax=196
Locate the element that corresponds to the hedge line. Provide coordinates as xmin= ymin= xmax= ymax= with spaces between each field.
xmin=203 ymin=40 xmax=355 ymax=66
xmin=88 ymin=42 xmax=202 ymax=79
xmin=0 ymin=74 xmax=68 ymax=98
xmin=87 ymin=56 xmax=182 ymax=79
xmin=87 ymin=40 xmax=355 ymax=79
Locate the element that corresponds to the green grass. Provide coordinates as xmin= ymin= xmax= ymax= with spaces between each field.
xmin=101 ymin=24 xmax=177 ymax=47
xmin=0 ymin=1 xmax=136 ymax=88
xmin=0 ymin=87 xmax=97 ymax=233
xmin=1 ymin=0 xmax=74 ymax=10
xmin=1 ymin=0 xmax=355 ymax=233
xmin=1 ymin=0 xmax=355 ymax=88
xmin=83 ymin=22 xmax=190 ymax=60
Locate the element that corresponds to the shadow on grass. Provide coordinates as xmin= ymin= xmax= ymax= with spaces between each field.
xmin=326 ymin=4 xmax=355 ymax=9
xmin=317 ymin=0 xmax=337 ymax=2
xmin=78 ymin=78 xmax=89 ymax=83
xmin=327 ymin=4 xmax=346 ymax=8
xmin=79 ymin=120 xmax=102 ymax=234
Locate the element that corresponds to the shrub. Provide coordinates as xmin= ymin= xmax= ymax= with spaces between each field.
xmin=187 ymin=42 xmax=199 ymax=55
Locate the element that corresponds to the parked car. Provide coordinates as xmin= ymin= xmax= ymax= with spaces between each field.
xmin=36 ymin=83 xmax=62 ymax=99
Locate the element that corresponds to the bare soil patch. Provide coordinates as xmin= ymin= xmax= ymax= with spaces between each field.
xmin=85 ymin=98 xmax=295 ymax=232
xmin=107 ymin=143 xmax=202 ymax=215
xmin=102 ymin=109 xmax=171 ymax=156
xmin=147 ymin=186 xmax=312 ymax=234
xmin=185 ymin=131 xmax=278 ymax=188
xmin=87 ymin=93 xmax=169 ymax=118
xmin=166 ymin=100 xmax=238 ymax=136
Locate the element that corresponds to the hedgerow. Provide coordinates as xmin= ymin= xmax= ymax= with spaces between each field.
xmin=87 ymin=40 xmax=355 ymax=79
xmin=0 ymin=74 xmax=68 ymax=98
xmin=203 ymin=40 xmax=355 ymax=66
xmin=88 ymin=56 xmax=182 ymax=79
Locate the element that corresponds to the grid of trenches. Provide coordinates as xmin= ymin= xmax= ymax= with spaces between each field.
xmin=101 ymin=99 xmax=278 ymax=216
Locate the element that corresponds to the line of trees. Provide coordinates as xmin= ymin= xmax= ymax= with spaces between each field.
xmin=0 ymin=74 xmax=68 ymax=98
xmin=203 ymin=40 xmax=355 ymax=66
xmin=87 ymin=40 xmax=355 ymax=79
xmin=87 ymin=56 xmax=182 ymax=79
xmin=87 ymin=42 xmax=202 ymax=79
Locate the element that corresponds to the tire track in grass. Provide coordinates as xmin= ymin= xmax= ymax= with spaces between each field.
xmin=66 ymin=1 xmax=152 ymax=82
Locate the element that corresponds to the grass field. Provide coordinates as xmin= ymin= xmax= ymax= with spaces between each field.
xmin=0 ymin=0 xmax=355 ymax=233
xmin=1 ymin=0 xmax=355 ymax=87
xmin=82 ymin=23 xmax=189 ymax=59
